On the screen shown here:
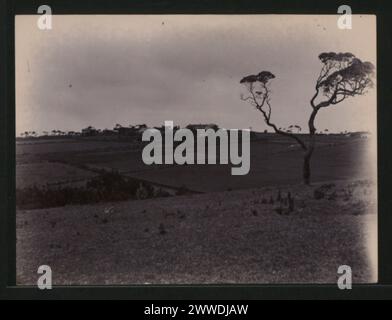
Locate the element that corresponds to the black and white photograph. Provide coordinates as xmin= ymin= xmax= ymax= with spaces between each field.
xmin=14 ymin=13 xmax=378 ymax=286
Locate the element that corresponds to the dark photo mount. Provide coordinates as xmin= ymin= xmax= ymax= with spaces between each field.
xmin=0 ymin=0 xmax=392 ymax=299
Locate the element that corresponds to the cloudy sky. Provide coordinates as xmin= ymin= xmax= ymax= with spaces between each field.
xmin=15 ymin=15 xmax=376 ymax=135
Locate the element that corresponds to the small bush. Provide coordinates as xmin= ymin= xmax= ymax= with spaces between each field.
xmin=153 ymin=188 xmax=171 ymax=198
xmin=176 ymin=185 xmax=190 ymax=196
xmin=276 ymin=189 xmax=282 ymax=202
xmin=314 ymin=189 xmax=325 ymax=200
xmin=16 ymin=170 xmax=166 ymax=209
xmin=313 ymin=183 xmax=337 ymax=201
xmin=135 ymin=183 xmax=150 ymax=200
xmin=159 ymin=223 xmax=166 ymax=235
xmin=275 ymin=207 xmax=283 ymax=215
xmin=320 ymin=183 xmax=336 ymax=190
xmin=288 ymin=197 xmax=295 ymax=212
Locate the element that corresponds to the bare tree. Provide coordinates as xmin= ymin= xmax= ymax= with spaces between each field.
xmin=240 ymin=52 xmax=375 ymax=185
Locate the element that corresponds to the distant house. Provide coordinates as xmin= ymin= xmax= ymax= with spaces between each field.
xmin=117 ymin=127 xmax=136 ymax=136
xmin=134 ymin=124 xmax=148 ymax=134
xmin=186 ymin=124 xmax=219 ymax=132
xmin=81 ymin=126 xmax=98 ymax=136
xmin=102 ymin=129 xmax=116 ymax=135
xmin=113 ymin=124 xmax=123 ymax=134
xmin=117 ymin=124 xmax=148 ymax=136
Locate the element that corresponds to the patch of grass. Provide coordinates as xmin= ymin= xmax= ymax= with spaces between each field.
xmin=176 ymin=185 xmax=192 ymax=196
xmin=314 ymin=183 xmax=337 ymax=200
xmin=16 ymin=170 xmax=165 ymax=209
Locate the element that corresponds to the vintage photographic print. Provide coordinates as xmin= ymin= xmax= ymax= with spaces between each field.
xmin=15 ymin=14 xmax=377 ymax=285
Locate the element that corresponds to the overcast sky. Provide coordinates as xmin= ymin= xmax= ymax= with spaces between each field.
xmin=15 ymin=15 xmax=376 ymax=135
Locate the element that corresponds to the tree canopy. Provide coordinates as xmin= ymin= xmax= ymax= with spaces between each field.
xmin=240 ymin=71 xmax=275 ymax=84
xmin=314 ymin=52 xmax=375 ymax=107
xmin=239 ymin=52 xmax=375 ymax=184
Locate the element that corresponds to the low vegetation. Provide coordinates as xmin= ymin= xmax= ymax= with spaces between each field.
xmin=16 ymin=170 xmax=170 ymax=209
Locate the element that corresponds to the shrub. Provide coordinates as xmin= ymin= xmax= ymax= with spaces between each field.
xmin=320 ymin=183 xmax=335 ymax=190
xmin=159 ymin=223 xmax=166 ymax=235
xmin=313 ymin=188 xmax=325 ymax=200
xmin=176 ymin=185 xmax=190 ymax=196
xmin=135 ymin=183 xmax=150 ymax=200
xmin=288 ymin=195 xmax=295 ymax=212
xmin=276 ymin=189 xmax=282 ymax=201
xmin=16 ymin=170 xmax=165 ymax=209
xmin=275 ymin=207 xmax=283 ymax=215
xmin=153 ymin=188 xmax=171 ymax=197
xmin=86 ymin=170 xmax=140 ymax=200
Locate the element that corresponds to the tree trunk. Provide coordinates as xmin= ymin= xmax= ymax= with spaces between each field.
xmin=303 ymin=151 xmax=312 ymax=185
xmin=303 ymin=107 xmax=319 ymax=185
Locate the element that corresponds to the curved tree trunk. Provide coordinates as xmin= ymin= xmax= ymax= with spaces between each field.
xmin=303 ymin=107 xmax=319 ymax=185
xmin=303 ymin=151 xmax=311 ymax=185
xmin=303 ymin=145 xmax=315 ymax=185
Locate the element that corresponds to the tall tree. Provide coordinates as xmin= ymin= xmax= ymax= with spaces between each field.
xmin=240 ymin=52 xmax=375 ymax=184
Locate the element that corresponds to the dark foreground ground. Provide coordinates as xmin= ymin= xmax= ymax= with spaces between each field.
xmin=16 ymin=134 xmax=377 ymax=284
xmin=17 ymin=180 xmax=377 ymax=284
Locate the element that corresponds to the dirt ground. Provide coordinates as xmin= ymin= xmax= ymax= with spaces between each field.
xmin=16 ymin=179 xmax=377 ymax=285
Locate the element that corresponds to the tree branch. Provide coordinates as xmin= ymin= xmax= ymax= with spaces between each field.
xmin=245 ymin=84 xmax=307 ymax=151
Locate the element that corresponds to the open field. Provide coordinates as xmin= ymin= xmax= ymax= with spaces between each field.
xmin=16 ymin=162 xmax=97 ymax=188
xmin=16 ymin=134 xmax=373 ymax=191
xmin=16 ymin=134 xmax=377 ymax=284
xmin=16 ymin=180 xmax=376 ymax=284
